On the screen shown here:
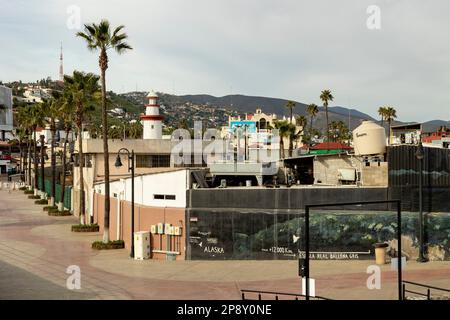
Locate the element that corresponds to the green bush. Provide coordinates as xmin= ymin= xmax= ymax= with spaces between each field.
xmin=24 ymin=189 xmax=34 ymax=194
xmin=35 ymin=199 xmax=48 ymax=205
xmin=43 ymin=206 xmax=58 ymax=211
xmin=28 ymin=195 xmax=40 ymax=199
xmin=48 ymin=207 xmax=59 ymax=213
xmin=19 ymin=186 xmax=27 ymax=191
xmin=48 ymin=210 xmax=71 ymax=216
xmin=91 ymin=240 xmax=125 ymax=250
xmin=71 ymin=224 xmax=100 ymax=232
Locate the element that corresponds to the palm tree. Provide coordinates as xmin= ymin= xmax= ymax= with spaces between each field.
xmin=320 ymin=90 xmax=334 ymax=143
xmin=377 ymin=106 xmax=387 ymax=127
xmin=64 ymin=71 xmax=101 ymax=225
xmin=45 ymin=93 xmax=63 ymax=207
xmin=17 ymin=106 xmax=34 ymax=187
xmin=384 ymin=106 xmax=397 ymax=145
xmin=285 ymin=101 xmax=296 ymax=124
xmin=273 ymin=120 xmax=290 ymax=159
xmin=77 ymin=19 xmax=132 ymax=243
xmin=29 ymin=103 xmax=45 ymax=194
xmin=291 ymin=115 xmax=308 ymax=150
xmin=128 ymin=121 xmax=143 ymax=139
xmin=15 ymin=108 xmax=30 ymax=178
xmin=58 ymin=93 xmax=75 ymax=212
xmin=306 ymin=103 xmax=319 ymax=144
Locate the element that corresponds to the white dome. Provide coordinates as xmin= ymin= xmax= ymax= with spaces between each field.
xmin=146 ymin=90 xmax=158 ymax=98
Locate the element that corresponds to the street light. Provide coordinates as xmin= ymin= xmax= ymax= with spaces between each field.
xmin=415 ymin=141 xmax=428 ymax=262
xmin=115 ymin=148 xmax=135 ymax=258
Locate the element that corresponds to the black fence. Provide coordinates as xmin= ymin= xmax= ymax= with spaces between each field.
xmin=387 ymin=145 xmax=450 ymax=212
xmin=388 ymin=145 xmax=450 ymax=187
xmin=402 ymin=280 xmax=450 ymax=300
xmin=240 ymin=289 xmax=330 ymax=300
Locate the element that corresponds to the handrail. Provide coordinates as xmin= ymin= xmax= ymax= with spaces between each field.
xmin=402 ymin=280 xmax=450 ymax=293
xmin=240 ymin=289 xmax=330 ymax=300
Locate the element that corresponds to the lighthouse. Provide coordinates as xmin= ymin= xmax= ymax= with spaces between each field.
xmin=141 ymin=90 xmax=163 ymax=139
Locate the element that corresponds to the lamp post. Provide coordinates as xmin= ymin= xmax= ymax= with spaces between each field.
xmin=115 ymin=148 xmax=135 ymax=258
xmin=415 ymin=142 xmax=428 ymax=262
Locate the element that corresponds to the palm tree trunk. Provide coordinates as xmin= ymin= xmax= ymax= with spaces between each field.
xmin=33 ymin=130 xmax=38 ymax=192
xmin=50 ymin=126 xmax=56 ymax=206
xmin=289 ymin=136 xmax=293 ymax=157
xmin=78 ymin=125 xmax=86 ymax=225
xmin=27 ymin=139 xmax=32 ymax=187
xmin=39 ymin=135 xmax=45 ymax=198
xmin=59 ymin=130 xmax=69 ymax=212
xmin=325 ymin=104 xmax=330 ymax=144
xmin=388 ymin=119 xmax=391 ymax=146
xmin=100 ymin=52 xmax=110 ymax=243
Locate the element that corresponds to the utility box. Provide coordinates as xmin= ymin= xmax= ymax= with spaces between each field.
xmin=134 ymin=231 xmax=151 ymax=260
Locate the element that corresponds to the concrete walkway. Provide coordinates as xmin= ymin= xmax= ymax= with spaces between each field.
xmin=0 ymin=188 xmax=449 ymax=300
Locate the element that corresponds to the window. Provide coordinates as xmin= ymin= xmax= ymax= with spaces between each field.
xmin=173 ymin=154 xmax=206 ymax=168
xmin=136 ymin=154 xmax=170 ymax=168
xmin=153 ymin=194 xmax=176 ymax=200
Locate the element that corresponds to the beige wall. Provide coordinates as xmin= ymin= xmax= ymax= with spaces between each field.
xmin=361 ymin=162 xmax=388 ymax=186
xmin=313 ymin=155 xmax=388 ymax=186
xmin=93 ymin=193 xmax=186 ymax=260
xmin=313 ymin=155 xmax=356 ymax=185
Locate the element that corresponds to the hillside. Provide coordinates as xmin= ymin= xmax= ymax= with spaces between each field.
xmin=119 ymin=92 xmax=376 ymax=131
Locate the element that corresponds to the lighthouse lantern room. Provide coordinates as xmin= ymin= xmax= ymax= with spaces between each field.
xmin=141 ymin=90 xmax=163 ymax=139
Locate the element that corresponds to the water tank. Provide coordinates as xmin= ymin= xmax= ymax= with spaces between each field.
xmin=353 ymin=121 xmax=386 ymax=155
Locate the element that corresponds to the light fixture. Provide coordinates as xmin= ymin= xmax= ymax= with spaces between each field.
xmin=115 ymin=154 xmax=123 ymax=168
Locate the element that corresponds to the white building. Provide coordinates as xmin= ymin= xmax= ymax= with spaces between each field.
xmin=94 ymin=168 xmax=191 ymax=209
xmin=0 ymin=85 xmax=13 ymax=140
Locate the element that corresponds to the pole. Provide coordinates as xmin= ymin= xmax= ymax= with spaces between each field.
xmin=418 ymin=154 xmax=427 ymax=262
xmin=130 ymin=150 xmax=135 ymax=258
xmin=397 ymin=201 xmax=402 ymax=300
xmin=305 ymin=207 xmax=310 ymax=300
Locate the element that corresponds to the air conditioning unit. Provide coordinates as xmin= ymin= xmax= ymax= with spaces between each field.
xmin=338 ymin=168 xmax=356 ymax=182
xmin=219 ymin=179 xmax=227 ymax=188
xmin=134 ymin=231 xmax=151 ymax=260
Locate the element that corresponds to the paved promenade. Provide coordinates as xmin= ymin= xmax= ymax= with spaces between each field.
xmin=0 ymin=187 xmax=449 ymax=300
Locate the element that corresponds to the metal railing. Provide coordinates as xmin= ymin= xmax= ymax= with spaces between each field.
xmin=402 ymin=280 xmax=450 ymax=300
xmin=241 ymin=289 xmax=330 ymax=300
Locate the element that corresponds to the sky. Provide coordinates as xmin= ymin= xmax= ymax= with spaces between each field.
xmin=1 ymin=0 xmax=450 ymax=122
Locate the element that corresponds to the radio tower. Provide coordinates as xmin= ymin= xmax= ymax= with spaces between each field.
xmin=59 ymin=42 xmax=64 ymax=82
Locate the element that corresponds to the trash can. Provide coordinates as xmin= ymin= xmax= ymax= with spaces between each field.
xmin=374 ymin=243 xmax=389 ymax=265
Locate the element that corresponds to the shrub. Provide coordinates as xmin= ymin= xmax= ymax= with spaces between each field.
xmin=28 ymin=195 xmax=40 ymax=199
xmin=48 ymin=210 xmax=71 ymax=216
xmin=48 ymin=207 xmax=60 ymax=213
xmin=43 ymin=206 xmax=58 ymax=211
xmin=19 ymin=186 xmax=27 ymax=191
xmin=72 ymin=224 xmax=100 ymax=232
xmin=24 ymin=190 xmax=35 ymax=194
xmin=35 ymin=199 xmax=48 ymax=205
xmin=91 ymin=240 xmax=125 ymax=250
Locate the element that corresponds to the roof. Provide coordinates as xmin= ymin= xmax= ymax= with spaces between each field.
xmin=309 ymin=142 xmax=353 ymax=150
xmin=93 ymin=167 xmax=199 ymax=185
xmin=390 ymin=123 xmax=422 ymax=130
xmin=146 ymin=90 xmax=158 ymax=98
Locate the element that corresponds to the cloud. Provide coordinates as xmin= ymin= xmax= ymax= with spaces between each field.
xmin=1 ymin=0 xmax=449 ymax=122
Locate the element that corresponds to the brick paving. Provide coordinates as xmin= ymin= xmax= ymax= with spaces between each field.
xmin=0 ymin=188 xmax=449 ymax=300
